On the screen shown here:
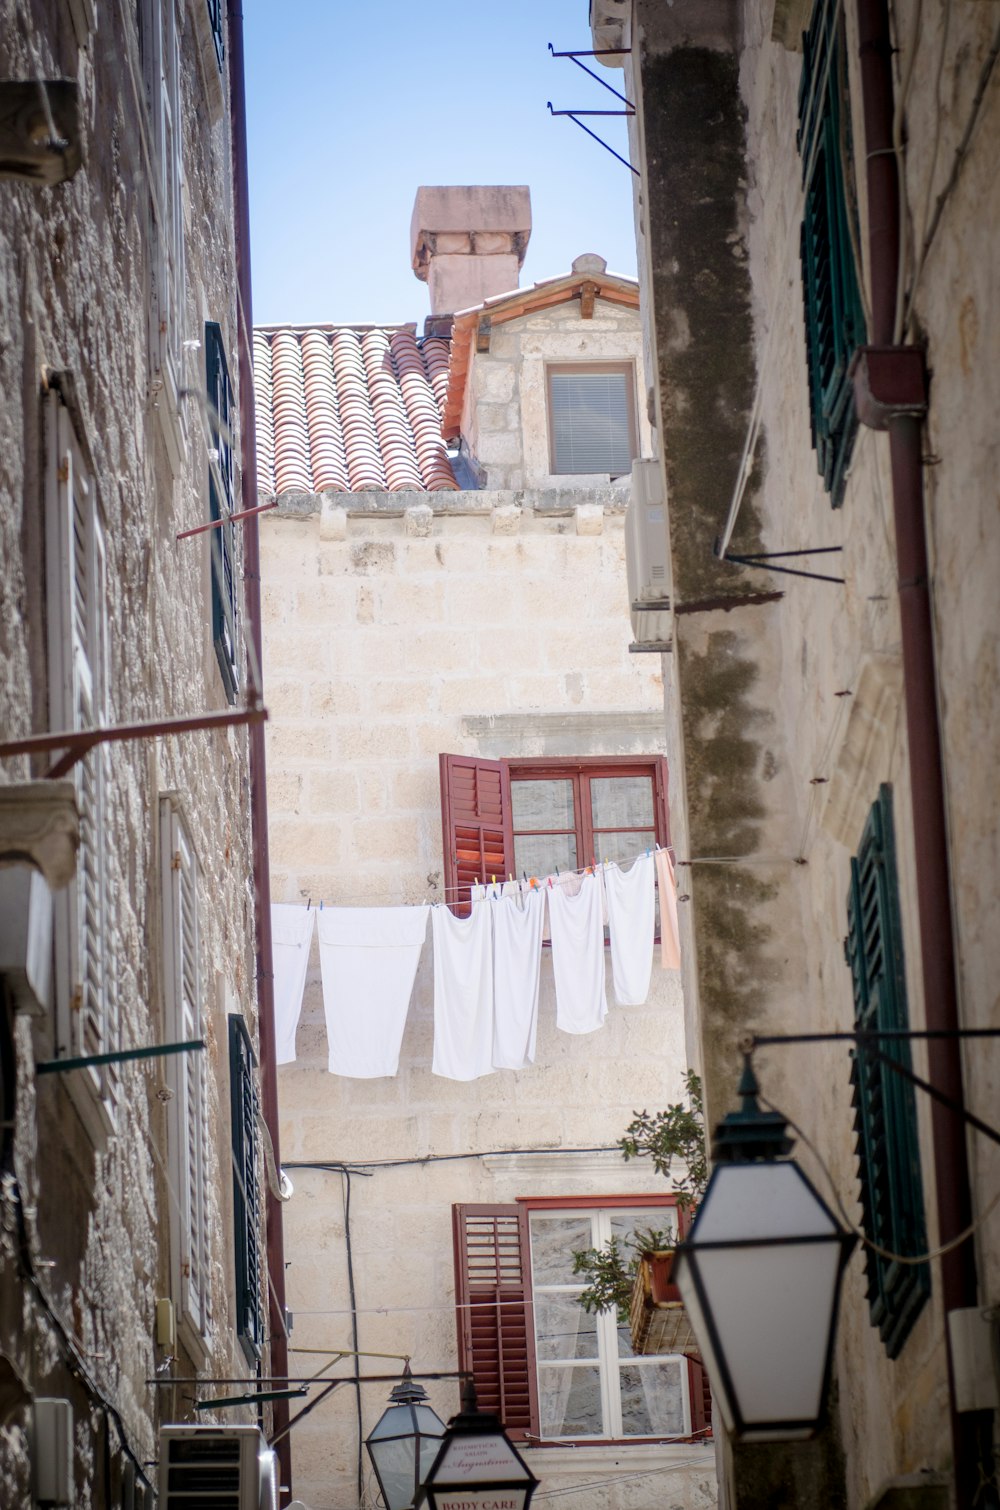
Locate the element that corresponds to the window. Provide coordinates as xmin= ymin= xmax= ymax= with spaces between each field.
xmin=846 ymin=786 xmax=929 ymax=1357
xmin=44 ymin=392 xmax=119 ymax=1137
xmin=439 ymin=755 xmax=669 ymax=913
xmin=160 ymin=798 xmax=211 ymax=1347
xmin=797 ymin=0 xmax=867 ymax=507
xmin=139 ymin=0 xmax=186 ymax=469
xmin=453 ymin=1200 xmax=709 ymax=1443
xmin=229 ymin=1014 xmax=264 ymax=1362
xmin=547 ymin=364 xmax=637 ymax=477
xmin=205 ymin=0 xmax=224 ymax=68
xmin=205 ymin=321 xmax=240 ymax=703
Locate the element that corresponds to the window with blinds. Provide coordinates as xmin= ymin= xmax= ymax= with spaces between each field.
xmin=846 ymin=786 xmax=930 ymax=1357
xmin=547 ymin=364 xmax=637 ymax=477
xmin=160 ymin=798 xmax=211 ymax=1348
xmin=797 ymin=0 xmax=867 ymax=507
xmin=44 ymin=392 xmax=119 ymax=1141
xmin=229 ymin=1014 xmax=265 ymax=1362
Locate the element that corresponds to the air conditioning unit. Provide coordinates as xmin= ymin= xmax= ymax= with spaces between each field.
xmin=625 ymin=458 xmax=673 ymax=650
xmin=159 ymin=1426 xmax=277 ymax=1510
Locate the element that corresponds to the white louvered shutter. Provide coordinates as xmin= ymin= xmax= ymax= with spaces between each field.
xmin=160 ymin=801 xmax=210 ymax=1341
xmin=46 ymin=396 xmax=115 ymax=1110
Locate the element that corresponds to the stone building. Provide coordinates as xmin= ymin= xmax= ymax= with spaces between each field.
xmin=256 ymin=187 xmax=716 ymax=1509
xmin=588 ymin=0 xmax=1000 ymax=1505
xmin=0 ymin=1 xmax=288 ymax=1503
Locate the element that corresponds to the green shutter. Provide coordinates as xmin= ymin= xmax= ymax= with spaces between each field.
xmin=798 ymin=0 xmax=867 ymax=507
xmin=206 ymin=0 xmax=224 ymax=69
xmin=846 ymin=787 xmax=930 ymax=1358
xmin=229 ymin=1014 xmax=264 ymax=1363
xmin=205 ymin=321 xmax=239 ymax=704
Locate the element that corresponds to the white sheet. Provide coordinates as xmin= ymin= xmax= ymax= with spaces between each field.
xmin=492 ymin=886 xmax=545 ymax=1068
xmin=604 ymin=854 xmax=655 ymax=1006
xmin=271 ymin=904 xmax=316 ymax=1065
xmin=547 ymin=870 xmax=608 ymax=1033
xmin=318 ymin=906 xmax=428 ymax=1077
xmin=431 ymin=903 xmax=495 ymax=1080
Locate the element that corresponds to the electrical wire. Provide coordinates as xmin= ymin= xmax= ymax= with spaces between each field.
xmin=759 ymin=1090 xmax=1000 ymax=1267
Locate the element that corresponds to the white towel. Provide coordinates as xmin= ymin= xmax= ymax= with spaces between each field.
xmin=271 ymin=905 xmax=316 ymax=1065
xmin=604 ymin=854 xmax=656 ymax=1006
xmin=654 ymin=848 xmax=681 ymax=970
xmin=492 ymin=886 xmax=545 ymax=1069
xmin=432 ymin=903 xmax=495 ymax=1080
xmin=547 ymin=871 xmax=608 ymax=1034
xmin=318 ymin=906 xmax=429 ymax=1077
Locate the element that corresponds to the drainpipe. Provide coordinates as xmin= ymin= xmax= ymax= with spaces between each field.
xmin=226 ymin=2 xmax=292 ymax=1499
xmin=853 ymin=3 xmax=995 ymax=1503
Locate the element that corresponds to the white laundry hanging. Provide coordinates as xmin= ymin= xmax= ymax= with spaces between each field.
xmin=318 ymin=906 xmax=429 ymax=1077
xmin=547 ymin=870 xmax=608 ymax=1034
xmin=271 ymin=904 xmax=316 ymax=1065
xmin=604 ymin=853 xmax=656 ymax=1007
xmin=654 ymin=848 xmax=681 ymax=970
xmin=431 ymin=902 xmax=495 ymax=1080
xmin=491 ymin=885 xmax=545 ymax=1069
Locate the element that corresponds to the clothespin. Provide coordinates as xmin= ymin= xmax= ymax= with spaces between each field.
xmin=547 ymin=875 xmax=553 ymax=889
xmin=307 ymin=897 xmax=312 ymax=911
xmin=320 ymin=899 xmax=324 ymax=911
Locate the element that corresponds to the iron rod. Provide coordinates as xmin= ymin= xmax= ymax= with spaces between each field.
xmin=37 ymin=1039 xmax=205 ymax=1074
xmin=175 ymin=500 xmax=277 ymax=541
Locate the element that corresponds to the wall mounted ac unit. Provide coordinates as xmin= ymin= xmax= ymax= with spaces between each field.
xmin=625 ymin=458 xmax=673 ymax=651
xmin=159 ymin=1425 xmax=277 ymax=1510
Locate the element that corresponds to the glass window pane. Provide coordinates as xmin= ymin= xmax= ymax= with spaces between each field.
xmin=607 ymin=1207 xmax=679 ymax=1251
xmin=511 ymin=779 xmax=575 ymax=831
xmin=513 ymin=832 xmax=578 ymax=879
xmin=538 ymin=1365 xmax=604 ymax=1437
xmin=619 ymin=1360 xmax=685 ymax=1437
xmin=549 ymin=370 xmax=634 ymax=476
xmin=535 ymin=1293 xmax=599 ymax=1360
xmin=529 ymin=1215 xmax=594 ymax=1284
xmin=596 ymin=830 xmax=655 ymax=866
xmin=591 ymin=777 xmax=654 ymax=830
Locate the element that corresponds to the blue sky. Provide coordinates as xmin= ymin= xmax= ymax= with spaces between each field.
xmin=244 ymin=0 xmax=637 ymax=327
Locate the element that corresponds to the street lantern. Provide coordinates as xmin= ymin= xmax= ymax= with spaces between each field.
xmin=366 ymin=1365 xmax=448 ymax=1510
xmin=415 ymin=1381 xmax=539 ymax=1510
xmin=673 ymin=1056 xmax=856 ymax=1443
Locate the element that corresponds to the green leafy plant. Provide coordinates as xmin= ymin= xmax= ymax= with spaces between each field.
xmin=571 ymin=1073 xmax=707 ymax=1320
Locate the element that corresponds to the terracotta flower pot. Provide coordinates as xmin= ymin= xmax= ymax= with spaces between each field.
xmin=642 ymin=1249 xmax=681 ymax=1305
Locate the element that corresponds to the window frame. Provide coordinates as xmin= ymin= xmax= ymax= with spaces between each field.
xmin=545 ymin=361 xmax=639 ymax=478
xmin=453 ymin=1196 xmax=707 ymax=1448
xmin=229 ymin=1013 xmax=265 ymax=1364
xmin=507 ymin=756 xmax=669 ymax=879
xmin=44 ymin=391 xmax=119 ymax=1144
xmin=160 ymin=796 xmax=212 ymax=1354
xmin=439 ymin=754 xmax=669 ymax=916
xmin=846 ymin=785 xmax=930 ymax=1357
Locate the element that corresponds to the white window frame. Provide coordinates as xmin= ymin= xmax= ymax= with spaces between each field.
xmin=160 ymin=796 xmax=211 ymax=1353
xmin=546 ymin=362 xmax=638 ymax=478
xmin=140 ymin=0 xmax=187 ymax=472
xmin=527 ymin=1204 xmax=690 ymax=1442
xmin=45 ymin=393 xmax=119 ymax=1145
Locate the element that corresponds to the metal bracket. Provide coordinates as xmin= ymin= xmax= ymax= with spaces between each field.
xmin=715 ymin=541 xmax=845 ymax=585
xmin=36 ymin=1038 xmax=205 ymax=1075
xmin=547 ymin=44 xmax=637 ymax=175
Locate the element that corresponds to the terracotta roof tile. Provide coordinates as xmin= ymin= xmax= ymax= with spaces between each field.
xmin=253 ymin=324 xmax=460 ymax=496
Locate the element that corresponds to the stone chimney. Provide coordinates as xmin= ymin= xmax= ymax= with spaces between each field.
xmin=411 ymin=186 xmax=531 ymax=332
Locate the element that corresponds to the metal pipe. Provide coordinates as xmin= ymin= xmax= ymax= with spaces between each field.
xmin=225 ymin=1 xmax=292 ymax=1496
xmin=856 ymin=2 xmax=994 ymax=1500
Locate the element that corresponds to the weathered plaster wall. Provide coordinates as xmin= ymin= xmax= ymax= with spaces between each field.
xmin=461 ymin=300 xmax=653 ymax=490
xmin=261 ymin=491 xmax=714 ymax=1510
xmin=619 ymin=0 xmax=1000 ymax=1504
xmin=0 ymin=2 xmax=268 ymax=1501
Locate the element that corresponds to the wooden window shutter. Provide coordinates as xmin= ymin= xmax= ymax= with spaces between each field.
xmin=229 ymin=1014 xmax=264 ymax=1362
xmin=161 ymin=800 xmax=210 ymax=1340
xmin=687 ymin=1358 xmax=713 ymax=1439
xmin=846 ymin=785 xmax=929 ymax=1357
xmin=452 ymin=1204 xmax=539 ymax=1439
xmin=439 ymin=755 xmax=514 ymax=915
xmin=206 ymin=321 xmax=239 ymax=704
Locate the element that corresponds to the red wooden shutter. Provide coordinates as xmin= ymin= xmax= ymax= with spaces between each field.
xmin=452 ymin=1203 xmax=539 ymax=1439
xmin=439 ymin=755 xmax=515 ymax=915
xmin=688 ymin=1357 xmax=713 ymax=1438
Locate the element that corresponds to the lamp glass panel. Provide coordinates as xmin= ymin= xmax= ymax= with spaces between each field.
xmin=434 ymin=1431 xmax=530 ymax=1483
xmin=694 ymin=1162 xmax=837 ymax=1243
xmin=694 ymin=1240 xmax=841 ymax=1424
xmin=369 ymin=1403 xmax=445 ymax=1441
xmin=370 ymin=1435 xmax=419 ymax=1510
xmin=674 ymin=1250 xmax=734 ymax=1434
xmin=430 ymin=1490 xmax=531 ymax=1510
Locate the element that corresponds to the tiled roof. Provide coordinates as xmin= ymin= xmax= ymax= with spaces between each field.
xmin=253 ymin=324 xmax=459 ymax=496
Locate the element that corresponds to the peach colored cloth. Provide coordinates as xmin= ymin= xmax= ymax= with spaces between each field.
xmin=654 ymin=848 xmax=681 ymax=970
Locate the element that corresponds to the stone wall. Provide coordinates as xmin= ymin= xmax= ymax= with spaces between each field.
xmin=262 ymin=490 xmax=715 ymax=1510
xmin=0 ymin=2 xmax=270 ymax=1502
